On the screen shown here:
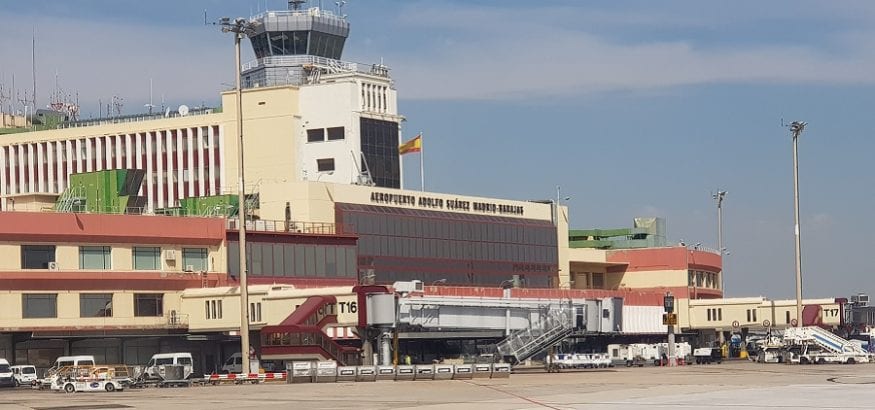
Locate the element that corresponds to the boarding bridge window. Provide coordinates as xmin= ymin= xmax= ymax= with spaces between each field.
xmin=317 ymin=158 xmax=335 ymax=172
xmin=21 ymin=245 xmax=56 ymax=269
xmin=133 ymin=247 xmax=161 ymax=270
xmin=250 ymin=302 xmax=262 ymax=323
xmin=326 ymin=127 xmax=345 ymax=141
xmin=22 ymin=294 xmax=57 ymax=318
xmin=182 ymin=248 xmax=208 ymax=272
xmin=206 ymin=300 xmax=223 ymax=320
xmin=80 ymin=293 xmax=113 ymax=317
xmin=307 ymin=128 xmax=325 ymax=143
xmin=134 ymin=293 xmax=164 ymax=317
xmin=79 ymin=246 xmax=111 ymax=270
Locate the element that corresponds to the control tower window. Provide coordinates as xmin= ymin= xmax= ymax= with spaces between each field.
xmin=309 ymin=32 xmax=345 ymax=59
xmin=268 ymin=31 xmax=309 ymax=56
xmin=251 ymin=33 xmax=270 ymax=59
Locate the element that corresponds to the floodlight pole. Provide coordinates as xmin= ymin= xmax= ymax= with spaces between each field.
xmin=713 ymin=190 xmax=726 ymax=295
xmin=223 ymin=17 xmax=253 ymax=375
xmin=790 ymin=121 xmax=806 ymax=327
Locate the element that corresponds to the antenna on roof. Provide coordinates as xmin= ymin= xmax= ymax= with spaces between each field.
xmin=145 ymin=79 xmax=155 ymax=115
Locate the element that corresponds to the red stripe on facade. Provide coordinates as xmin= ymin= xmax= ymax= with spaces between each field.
xmin=0 ymin=212 xmax=226 ymax=245
xmin=0 ymin=271 xmax=229 ymax=291
xmin=606 ymin=247 xmax=722 ymax=273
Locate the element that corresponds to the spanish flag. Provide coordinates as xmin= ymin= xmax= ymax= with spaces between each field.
xmin=399 ymin=134 xmax=422 ymax=155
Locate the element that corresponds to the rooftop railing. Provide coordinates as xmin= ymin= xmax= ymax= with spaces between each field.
xmin=226 ymin=219 xmax=353 ymax=235
xmin=241 ymin=55 xmax=390 ymax=78
xmin=251 ymin=7 xmax=346 ymax=21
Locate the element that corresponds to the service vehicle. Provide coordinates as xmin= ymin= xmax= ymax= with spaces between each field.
xmin=693 ymin=347 xmax=723 ymax=364
xmin=0 ymin=359 xmax=14 ymax=387
xmin=10 ymin=365 xmax=38 ymax=387
xmin=36 ymin=355 xmax=97 ymax=389
xmin=142 ymin=352 xmax=194 ymax=380
xmin=51 ymin=366 xmax=127 ymax=393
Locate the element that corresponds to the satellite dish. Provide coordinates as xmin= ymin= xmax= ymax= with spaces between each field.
xmin=178 ymin=105 xmax=190 ymax=116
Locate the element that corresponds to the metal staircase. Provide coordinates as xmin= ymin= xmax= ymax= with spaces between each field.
xmin=784 ymin=326 xmax=868 ymax=355
xmin=496 ymin=304 xmax=575 ymax=365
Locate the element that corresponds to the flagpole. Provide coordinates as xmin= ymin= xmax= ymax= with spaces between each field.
xmin=420 ymin=132 xmax=425 ymax=192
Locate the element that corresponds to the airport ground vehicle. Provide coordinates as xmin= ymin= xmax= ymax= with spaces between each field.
xmin=51 ymin=366 xmax=128 ymax=393
xmin=142 ymin=353 xmax=194 ymax=380
xmin=693 ymin=347 xmax=723 ymax=364
xmin=550 ymin=353 xmax=613 ymax=369
xmin=10 ymin=365 xmax=38 ymax=386
xmin=35 ymin=355 xmax=97 ymax=389
xmin=0 ymin=359 xmax=14 ymax=387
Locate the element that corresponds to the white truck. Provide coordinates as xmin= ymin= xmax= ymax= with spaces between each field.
xmin=10 ymin=365 xmax=38 ymax=387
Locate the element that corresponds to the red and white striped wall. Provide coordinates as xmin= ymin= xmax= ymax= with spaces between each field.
xmin=0 ymin=124 xmax=225 ymax=211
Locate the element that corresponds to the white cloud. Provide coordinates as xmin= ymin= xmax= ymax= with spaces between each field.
xmin=382 ymin=4 xmax=875 ymax=100
xmin=0 ymin=16 xmax=232 ymax=116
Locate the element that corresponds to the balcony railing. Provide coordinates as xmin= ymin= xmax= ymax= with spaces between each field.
xmin=166 ymin=313 xmax=189 ymax=329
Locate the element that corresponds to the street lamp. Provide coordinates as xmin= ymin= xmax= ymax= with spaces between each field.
xmin=221 ymin=16 xmax=258 ymax=375
xmin=712 ymin=190 xmax=727 ymax=295
xmin=789 ymin=121 xmax=807 ymax=327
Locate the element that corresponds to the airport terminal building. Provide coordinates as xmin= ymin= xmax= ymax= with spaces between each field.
xmin=0 ymin=1 xmax=844 ymax=373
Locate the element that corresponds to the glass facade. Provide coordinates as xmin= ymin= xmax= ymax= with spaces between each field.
xmin=360 ymin=118 xmax=400 ymax=188
xmin=336 ymin=203 xmax=558 ymax=287
xmin=228 ymin=241 xmax=357 ymax=278
xmin=249 ymin=31 xmax=346 ymax=59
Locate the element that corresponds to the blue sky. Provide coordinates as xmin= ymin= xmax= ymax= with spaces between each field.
xmin=2 ymin=1 xmax=874 ymax=299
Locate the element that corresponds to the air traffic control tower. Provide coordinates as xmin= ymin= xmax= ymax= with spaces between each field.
xmin=241 ymin=0 xmax=362 ymax=88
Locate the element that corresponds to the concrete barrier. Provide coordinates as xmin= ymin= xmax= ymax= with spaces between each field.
xmin=336 ymin=366 xmax=357 ymax=382
xmin=395 ymin=365 xmax=415 ymax=381
xmin=414 ymin=365 xmax=435 ymax=380
xmin=492 ymin=363 xmax=511 ymax=378
xmin=356 ymin=366 xmax=377 ymax=382
xmin=472 ymin=363 xmax=493 ymax=379
xmin=452 ymin=364 xmax=473 ymax=380
xmin=290 ymin=362 xmax=314 ymax=383
xmin=433 ymin=364 xmax=454 ymax=380
xmin=375 ymin=365 xmax=396 ymax=381
xmin=315 ymin=361 xmax=337 ymax=383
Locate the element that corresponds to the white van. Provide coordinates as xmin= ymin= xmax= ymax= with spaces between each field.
xmin=54 ymin=355 xmax=96 ymax=369
xmin=10 ymin=365 xmax=37 ymax=387
xmin=221 ymin=353 xmax=243 ymax=374
xmin=143 ymin=353 xmax=193 ymax=380
xmin=0 ymin=359 xmax=13 ymax=387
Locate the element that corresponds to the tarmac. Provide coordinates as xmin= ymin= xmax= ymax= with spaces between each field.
xmin=3 ymin=361 xmax=875 ymax=409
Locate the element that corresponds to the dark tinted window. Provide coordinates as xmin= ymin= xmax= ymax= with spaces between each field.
xmin=317 ymin=158 xmax=335 ymax=172
xmin=80 ymin=293 xmax=113 ymax=317
xmin=327 ymin=127 xmax=345 ymax=140
xmin=307 ymin=129 xmax=325 ymax=143
xmin=359 ymin=118 xmax=400 ymax=188
xmin=22 ymin=294 xmax=57 ymax=318
xmin=134 ymin=293 xmax=163 ymax=317
xmin=21 ymin=245 xmax=56 ymax=269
